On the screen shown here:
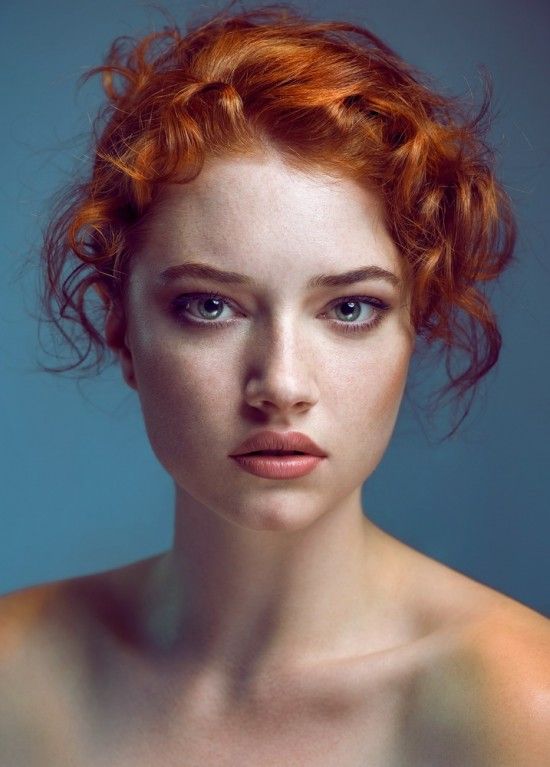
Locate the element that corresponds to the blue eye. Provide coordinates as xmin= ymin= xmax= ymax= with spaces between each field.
xmin=184 ymin=294 xmax=229 ymax=321
xmin=170 ymin=292 xmax=390 ymax=334
xmin=171 ymin=293 xmax=238 ymax=324
xmin=325 ymin=297 xmax=388 ymax=333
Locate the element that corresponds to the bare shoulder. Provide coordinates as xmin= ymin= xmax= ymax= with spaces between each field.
xmin=462 ymin=595 xmax=550 ymax=673
xmin=0 ymin=581 xmax=64 ymax=664
xmin=390 ymin=539 xmax=550 ymax=766
xmin=0 ymin=560 xmax=159 ymax=766
xmin=463 ymin=601 xmax=550 ymax=767
xmin=410 ymin=598 xmax=550 ymax=767
xmin=419 ymin=549 xmax=550 ymax=683
xmin=0 ymin=554 xmax=164 ymax=686
xmin=0 ymin=582 xmax=77 ymax=765
xmin=0 ymin=575 xmax=99 ymax=702
xmin=0 ymin=552 xmax=163 ymax=641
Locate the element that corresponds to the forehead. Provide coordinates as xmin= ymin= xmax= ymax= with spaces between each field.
xmin=130 ymin=151 xmax=406 ymax=288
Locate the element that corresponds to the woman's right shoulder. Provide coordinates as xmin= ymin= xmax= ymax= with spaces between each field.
xmin=0 ymin=583 xmax=65 ymax=665
xmin=0 ymin=581 xmax=96 ymax=766
xmin=0 ymin=554 xmax=164 ymax=665
xmin=0 ymin=572 xmax=123 ymax=731
xmin=0 ymin=569 xmax=113 ymax=667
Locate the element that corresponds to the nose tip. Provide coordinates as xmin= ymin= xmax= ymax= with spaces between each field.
xmin=242 ymin=322 xmax=321 ymax=415
xmin=243 ymin=351 xmax=319 ymax=415
xmin=245 ymin=387 xmax=315 ymax=415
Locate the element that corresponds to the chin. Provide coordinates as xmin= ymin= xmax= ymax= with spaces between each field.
xmin=220 ymin=498 xmax=326 ymax=533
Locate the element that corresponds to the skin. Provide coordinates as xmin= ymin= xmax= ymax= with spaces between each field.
xmin=110 ymin=147 xmax=417 ymax=674
xmin=1 ymin=147 xmax=549 ymax=766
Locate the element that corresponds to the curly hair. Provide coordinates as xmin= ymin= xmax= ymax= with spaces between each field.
xmin=38 ymin=0 xmax=516 ymax=435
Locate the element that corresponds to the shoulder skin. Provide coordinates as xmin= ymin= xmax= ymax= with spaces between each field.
xmin=417 ymin=604 xmax=550 ymax=767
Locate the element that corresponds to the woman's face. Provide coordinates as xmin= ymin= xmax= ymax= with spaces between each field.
xmin=109 ymin=150 xmax=415 ymax=531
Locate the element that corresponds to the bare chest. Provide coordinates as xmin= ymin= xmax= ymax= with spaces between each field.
xmin=113 ymin=669 xmax=485 ymax=767
xmin=1 ymin=657 xmax=415 ymax=767
xmin=1 ymin=622 xmax=488 ymax=767
xmin=2 ymin=666 xmax=482 ymax=767
xmin=80 ymin=683 xmax=411 ymax=767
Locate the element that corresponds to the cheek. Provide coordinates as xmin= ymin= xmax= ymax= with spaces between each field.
xmin=368 ymin=349 xmax=410 ymax=418
xmin=332 ymin=340 xmax=410 ymax=418
xmin=130 ymin=337 xmax=236 ymax=473
xmin=333 ymin=342 xmax=411 ymax=464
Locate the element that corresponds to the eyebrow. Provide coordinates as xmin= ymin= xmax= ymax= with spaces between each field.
xmin=157 ymin=261 xmax=401 ymax=290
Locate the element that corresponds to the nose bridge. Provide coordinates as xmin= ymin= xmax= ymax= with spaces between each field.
xmin=244 ymin=309 xmax=319 ymax=412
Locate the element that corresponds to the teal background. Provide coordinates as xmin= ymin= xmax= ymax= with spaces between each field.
xmin=1 ymin=0 xmax=548 ymax=615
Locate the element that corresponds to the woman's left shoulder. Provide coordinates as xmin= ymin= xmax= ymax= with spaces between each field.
xmin=449 ymin=599 xmax=550 ymax=766
xmin=462 ymin=596 xmax=550 ymax=689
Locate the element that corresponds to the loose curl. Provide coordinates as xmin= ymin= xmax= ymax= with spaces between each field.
xmin=38 ymin=1 xmax=516 ymax=436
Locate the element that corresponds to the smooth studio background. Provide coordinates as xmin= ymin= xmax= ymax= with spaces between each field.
xmin=1 ymin=0 xmax=548 ymax=614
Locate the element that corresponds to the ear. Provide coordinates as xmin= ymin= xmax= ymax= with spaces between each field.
xmin=104 ymin=301 xmax=138 ymax=391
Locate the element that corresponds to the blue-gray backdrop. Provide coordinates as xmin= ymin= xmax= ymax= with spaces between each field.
xmin=1 ymin=0 xmax=548 ymax=615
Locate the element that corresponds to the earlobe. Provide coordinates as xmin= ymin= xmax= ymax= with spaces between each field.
xmin=105 ymin=303 xmax=138 ymax=391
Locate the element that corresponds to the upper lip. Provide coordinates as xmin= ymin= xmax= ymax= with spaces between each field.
xmin=229 ymin=430 xmax=327 ymax=457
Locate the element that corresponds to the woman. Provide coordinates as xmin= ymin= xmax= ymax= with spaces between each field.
xmin=1 ymin=2 xmax=548 ymax=765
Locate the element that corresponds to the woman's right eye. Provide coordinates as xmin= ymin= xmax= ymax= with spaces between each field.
xmin=170 ymin=292 xmax=238 ymax=327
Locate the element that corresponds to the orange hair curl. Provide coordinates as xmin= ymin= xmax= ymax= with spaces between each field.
xmin=39 ymin=1 xmax=516 ymax=434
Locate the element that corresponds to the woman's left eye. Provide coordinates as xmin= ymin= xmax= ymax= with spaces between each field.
xmin=323 ymin=296 xmax=390 ymax=333
xmin=170 ymin=292 xmax=390 ymax=334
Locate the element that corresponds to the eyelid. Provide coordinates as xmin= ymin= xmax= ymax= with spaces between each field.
xmin=324 ymin=294 xmax=388 ymax=311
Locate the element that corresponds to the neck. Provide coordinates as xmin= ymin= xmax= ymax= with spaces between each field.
xmin=136 ymin=485 xmax=412 ymax=687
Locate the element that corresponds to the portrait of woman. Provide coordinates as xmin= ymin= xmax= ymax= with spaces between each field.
xmin=1 ymin=0 xmax=549 ymax=764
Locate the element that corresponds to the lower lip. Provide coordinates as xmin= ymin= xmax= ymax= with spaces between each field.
xmin=230 ymin=454 xmax=324 ymax=479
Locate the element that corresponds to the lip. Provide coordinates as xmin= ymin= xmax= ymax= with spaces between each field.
xmin=231 ymin=453 xmax=324 ymax=479
xmin=229 ymin=430 xmax=327 ymax=458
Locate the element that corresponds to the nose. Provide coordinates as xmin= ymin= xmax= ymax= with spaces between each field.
xmin=243 ymin=320 xmax=320 ymax=416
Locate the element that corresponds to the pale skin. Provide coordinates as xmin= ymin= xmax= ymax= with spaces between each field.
xmin=0 ymin=147 xmax=549 ymax=766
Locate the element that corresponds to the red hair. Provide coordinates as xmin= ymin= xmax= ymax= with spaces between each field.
xmin=39 ymin=1 xmax=516 ymax=434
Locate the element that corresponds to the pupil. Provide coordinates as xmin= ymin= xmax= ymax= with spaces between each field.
xmin=201 ymin=298 xmax=223 ymax=318
xmin=338 ymin=301 xmax=360 ymax=321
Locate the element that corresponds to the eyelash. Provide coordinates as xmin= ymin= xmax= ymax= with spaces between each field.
xmin=169 ymin=292 xmax=391 ymax=334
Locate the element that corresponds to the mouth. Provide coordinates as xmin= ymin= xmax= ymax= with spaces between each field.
xmin=244 ymin=450 xmax=307 ymax=456
xmin=230 ymin=450 xmax=324 ymax=479
xmin=229 ymin=430 xmax=327 ymax=458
